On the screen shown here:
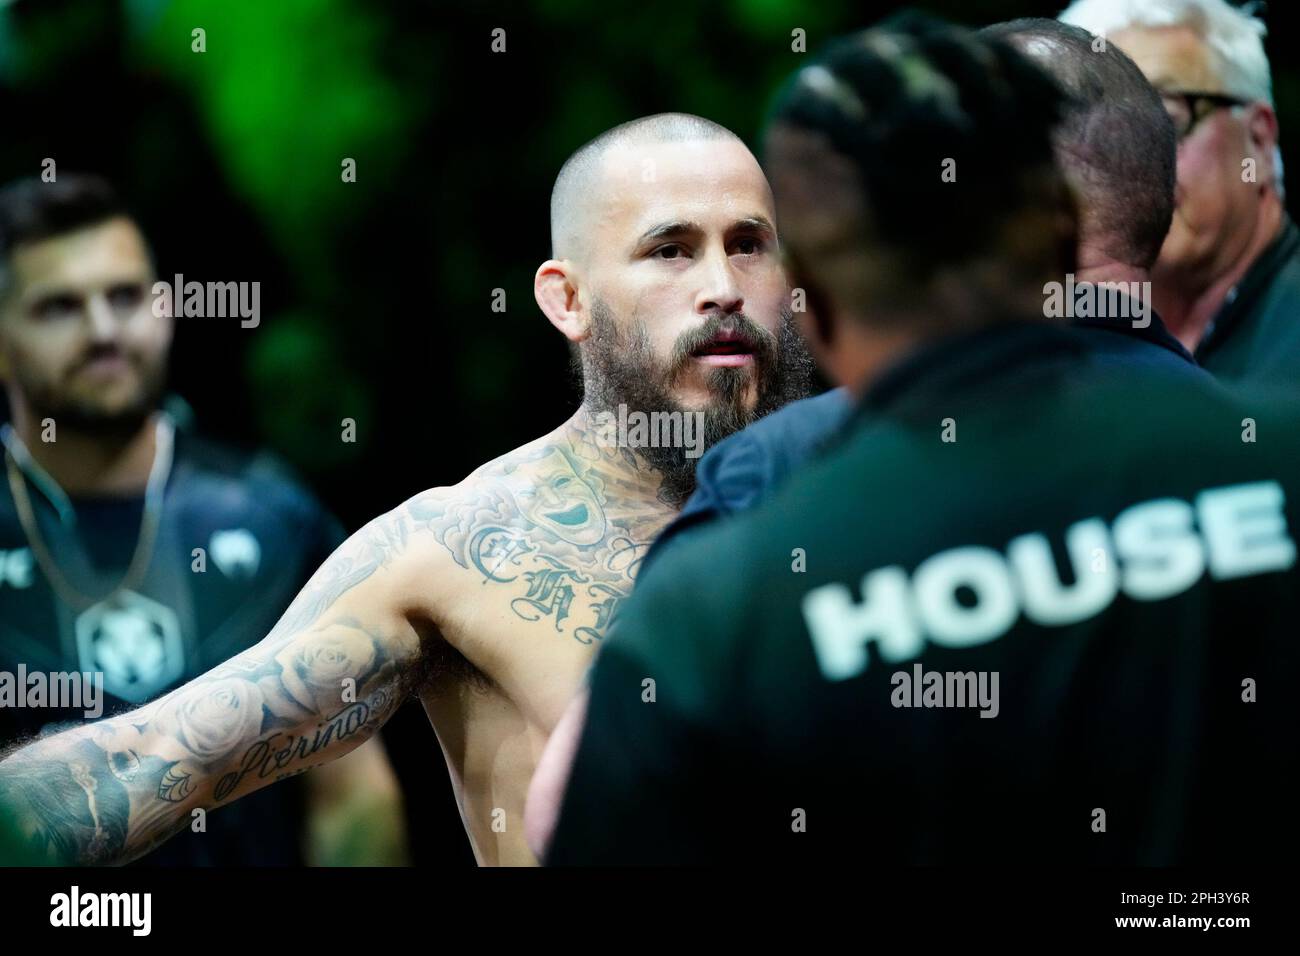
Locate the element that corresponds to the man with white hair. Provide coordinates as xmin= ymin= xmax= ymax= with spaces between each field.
xmin=1061 ymin=0 xmax=1300 ymax=384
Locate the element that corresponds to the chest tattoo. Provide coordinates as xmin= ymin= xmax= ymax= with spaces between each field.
xmin=411 ymin=439 xmax=670 ymax=644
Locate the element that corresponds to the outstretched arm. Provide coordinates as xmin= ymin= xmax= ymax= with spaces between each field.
xmin=0 ymin=502 xmax=434 ymax=866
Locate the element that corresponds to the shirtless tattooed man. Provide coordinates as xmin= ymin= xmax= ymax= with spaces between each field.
xmin=0 ymin=113 xmax=814 ymax=866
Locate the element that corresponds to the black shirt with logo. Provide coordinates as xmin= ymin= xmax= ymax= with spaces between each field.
xmin=0 ymin=427 xmax=344 ymax=865
xmin=549 ymin=321 xmax=1299 ymax=865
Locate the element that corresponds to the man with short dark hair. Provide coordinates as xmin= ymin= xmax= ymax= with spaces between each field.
xmin=984 ymin=17 xmax=1201 ymax=371
xmin=532 ymin=17 xmax=1298 ymax=865
xmin=0 ymin=174 xmax=405 ymax=865
xmin=990 ymin=18 xmax=1175 ymax=272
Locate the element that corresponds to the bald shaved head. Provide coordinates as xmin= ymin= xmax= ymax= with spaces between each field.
xmin=534 ymin=113 xmax=812 ymax=503
xmin=549 ymin=113 xmax=743 ymax=261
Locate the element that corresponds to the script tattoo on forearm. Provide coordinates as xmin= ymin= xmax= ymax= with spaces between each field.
xmin=212 ymin=688 xmax=392 ymax=800
xmin=0 ymin=506 xmax=427 ymax=866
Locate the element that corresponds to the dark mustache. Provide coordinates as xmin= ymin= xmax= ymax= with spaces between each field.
xmin=72 ymin=343 xmax=130 ymax=372
xmin=668 ymin=312 xmax=777 ymax=373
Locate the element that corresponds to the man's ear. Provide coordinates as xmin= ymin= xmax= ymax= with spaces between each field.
xmin=1245 ymin=103 xmax=1281 ymax=188
xmin=535 ymin=259 xmax=588 ymax=344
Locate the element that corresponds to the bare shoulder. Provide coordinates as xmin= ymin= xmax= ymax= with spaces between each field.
xmin=340 ymin=434 xmax=580 ymax=616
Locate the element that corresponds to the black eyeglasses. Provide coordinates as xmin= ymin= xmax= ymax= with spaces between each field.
xmin=1159 ymin=90 xmax=1249 ymax=140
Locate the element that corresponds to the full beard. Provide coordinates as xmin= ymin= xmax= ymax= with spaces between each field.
xmin=581 ymin=299 xmax=816 ymax=506
xmin=16 ymin=359 xmax=166 ymax=442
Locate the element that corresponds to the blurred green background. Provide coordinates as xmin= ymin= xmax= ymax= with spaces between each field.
xmin=0 ymin=0 xmax=1293 ymax=530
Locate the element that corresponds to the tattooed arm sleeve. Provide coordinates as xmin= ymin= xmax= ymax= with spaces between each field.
xmin=0 ymin=503 xmax=432 ymax=866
